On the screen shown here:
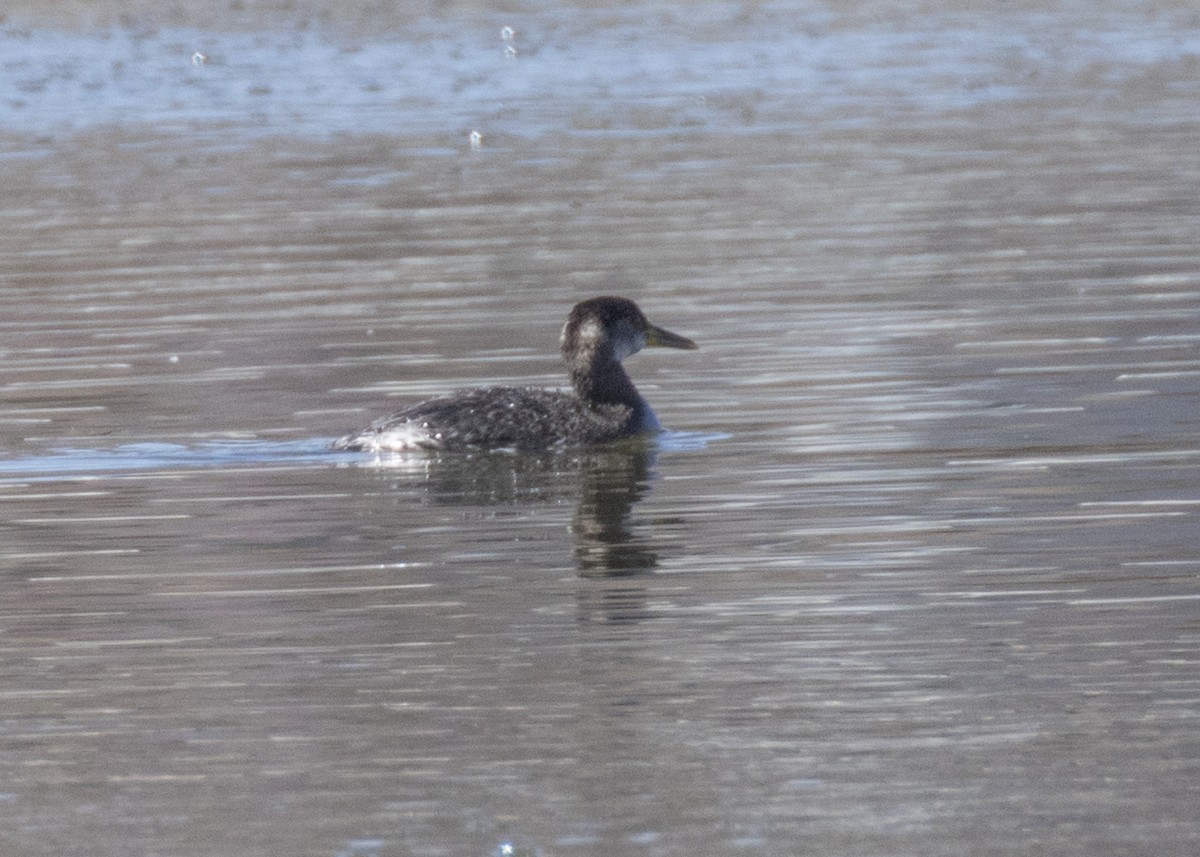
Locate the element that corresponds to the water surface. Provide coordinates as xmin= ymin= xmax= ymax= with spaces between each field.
xmin=1 ymin=1 xmax=1198 ymax=855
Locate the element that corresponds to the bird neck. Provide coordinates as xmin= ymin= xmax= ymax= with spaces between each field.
xmin=568 ymin=349 xmax=643 ymax=410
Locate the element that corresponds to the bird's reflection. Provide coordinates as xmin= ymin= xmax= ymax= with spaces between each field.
xmin=570 ymin=439 xmax=658 ymax=576
xmin=367 ymin=438 xmax=661 ymax=577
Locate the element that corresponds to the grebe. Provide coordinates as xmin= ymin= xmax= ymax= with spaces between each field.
xmin=332 ymin=296 xmax=697 ymax=452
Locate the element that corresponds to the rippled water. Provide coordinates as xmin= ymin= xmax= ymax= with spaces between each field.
xmin=2 ymin=2 xmax=1199 ymax=855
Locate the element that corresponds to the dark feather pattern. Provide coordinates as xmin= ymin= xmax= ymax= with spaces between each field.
xmin=335 ymin=386 xmax=634 ymax=451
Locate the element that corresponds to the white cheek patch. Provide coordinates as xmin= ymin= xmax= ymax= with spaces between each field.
xmin=571 ymin=317 xmax=645 ymax=362
xmin=578 ymin=318 xmax=604 ymax=345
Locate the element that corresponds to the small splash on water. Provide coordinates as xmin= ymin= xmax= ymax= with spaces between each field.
xmin=332 ymin=429 xmax=725 ymax=469
xmin=500 ymin=25 xmax=517 ymax=60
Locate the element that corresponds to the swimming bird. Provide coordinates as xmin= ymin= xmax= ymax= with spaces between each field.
xmin=332 ymin=296 xmax=697 ymax=452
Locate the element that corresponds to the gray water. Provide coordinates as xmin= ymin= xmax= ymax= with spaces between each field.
xmin=2 ymin=2 xmax=1198 ymax=855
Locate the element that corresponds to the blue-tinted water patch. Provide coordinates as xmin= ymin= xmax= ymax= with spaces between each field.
xmin=0 ymin=438 xmax=335 ymax=480
xmin=0 ymin=431 xmax=722 ymax=481
xmin=657 ymin=429 xmax=728 ymax=452
xmin=5 ymin=9 xmax=1199 ymax=140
